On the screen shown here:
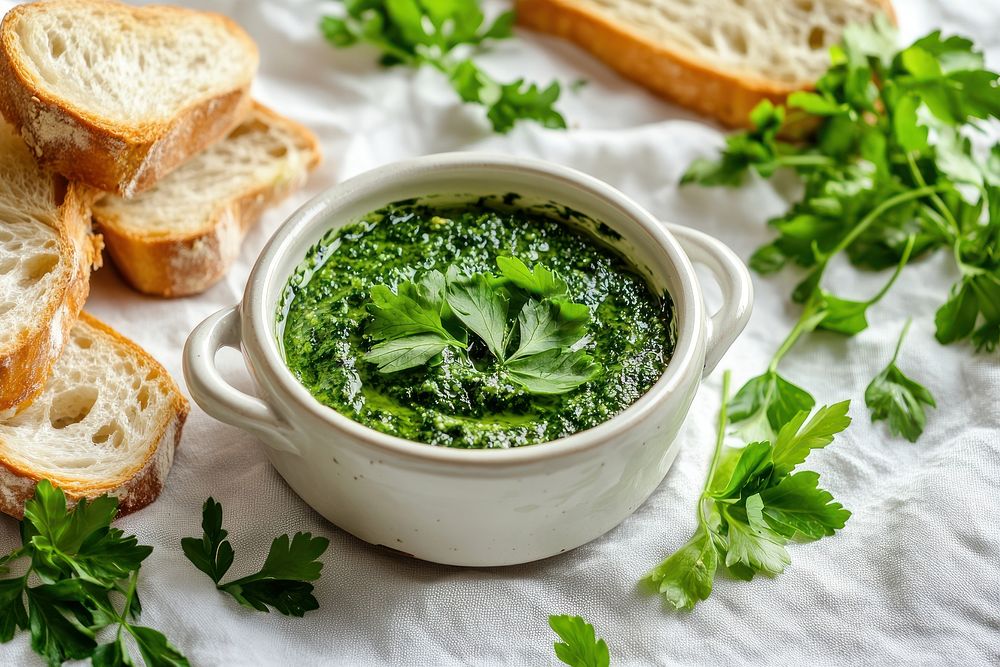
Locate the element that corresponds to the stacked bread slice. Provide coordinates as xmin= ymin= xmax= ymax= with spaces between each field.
xmin=94 ymin=103 xmax=321 ymax=297
xmin=0 ymin=0 xmax=319 ymax=515
xmin=0 ymin=121 xmax=100 ymax=420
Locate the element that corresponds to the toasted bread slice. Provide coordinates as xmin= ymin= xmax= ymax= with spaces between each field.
xmin=0 ymin=313 xmax=188 ymax=518
xmin=0 ymin=121 xmax=101 ymax=420
xmin=93 ymin=103 xmax=321 ymax=298
xmin=517 ymin=0 xmax=895 ymax=128
xmin=0 ymin=0 xmax=258 ymax=197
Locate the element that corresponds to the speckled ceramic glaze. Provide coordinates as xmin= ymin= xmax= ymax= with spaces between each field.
xmin=183 ymin=154 xmax=753 ymax=566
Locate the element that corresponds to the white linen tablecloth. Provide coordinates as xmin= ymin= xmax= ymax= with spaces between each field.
xmin=0 ymin=1 xmax=997 ymax=664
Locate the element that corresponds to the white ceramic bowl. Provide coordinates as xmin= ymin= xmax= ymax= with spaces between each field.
xmin=183 ymin=154 xmax=752 ymax=567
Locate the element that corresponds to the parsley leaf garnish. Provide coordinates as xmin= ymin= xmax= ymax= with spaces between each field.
xmin=445 ymin=271 xmax=510 ymax=359
xmin=0 ymin=480 xmax=187 ymax=666
xmin=182 ymin=498 xmax=330 ymax=617
xmin=320 ymin=1 xmax=567 ymax=133
xmin=645 ymin=373 xmax=851 ymax=609
xmin=548 ymin=615 xmax=610 ymax=667
xmin=681 ymin=21 xmax=1000 ymax=444
xmin=506 ymin=349 xmax=601 ymax=395
xmin=496 ymin=255 xmax=569 ymax=298
xmin=365 ymin=334 xmax=457 ymax=374
xmin=865 ymin=320 xmax=937 ymax=442
xmin=363 ymin=271 xmax=467 ymax=372
xmin=362 ymin=258 xmax=602 ymax=395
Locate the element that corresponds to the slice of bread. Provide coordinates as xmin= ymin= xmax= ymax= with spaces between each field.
xmin=0 ymin=312 xmax=188 ymax=518
xmin=517 ymin=0 xmax=895 ymax=128
xmin=93 ymin=103 xmax=321 ymax=298
xmin=0 ymin=121 xmax=101 ymax=420
xmin=0 ymin=0 xmax=258 ymax=197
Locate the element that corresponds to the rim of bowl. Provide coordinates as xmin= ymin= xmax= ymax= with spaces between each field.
xmin=243 ymin=153 xmax=705 ymax=466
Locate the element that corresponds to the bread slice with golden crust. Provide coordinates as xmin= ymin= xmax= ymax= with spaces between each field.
xmin=0 ymin=0 xmax=258 ymax=197
xmin=517 ymin=0 xmax=895 ymax=128
xmin=0 ymin=121 xmax=101 ymax=421
xmin=93 ymin=103 xmax=321 ymax=298
xmin=0 ymin=312 xmax=188 ymax=518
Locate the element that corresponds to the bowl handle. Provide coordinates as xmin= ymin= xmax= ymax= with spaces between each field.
xmin=666 ymin=224 xmax=754 ymax=376
xmin=183 ymin=306 xmax=299 ymax=455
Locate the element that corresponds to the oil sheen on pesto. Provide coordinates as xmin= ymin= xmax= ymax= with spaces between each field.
xmin=281 ymin=201 xmax=675 ymax=448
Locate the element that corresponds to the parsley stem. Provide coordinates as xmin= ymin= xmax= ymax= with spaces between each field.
xmin=905 ymin=152 xmax=960 ymax=238
xmin=774 ymin=154 xmax=835 ymax=168
xmin=827 ymin=184 xmax=947 ymax=259
xmin=0 ymin=547 xmax=26 ymax=565
xmin=698 ymin=370 xmax=731 ymax=528
xmin=891 ymin=318 xmax=913 ymax=365
xmin=768 ymin=310 xmax=815 ymax=373
xmin=865 ymin=234 xmax=916 ymax=307
xmin=121 ymin=570 xmax=139 ymax=619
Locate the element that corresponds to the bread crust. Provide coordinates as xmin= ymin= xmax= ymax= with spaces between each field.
xmin=95 ymin=103 xmax=322 ymax=298
xmin=0 ymin=0 xmax=258 ymax=197
xmin=0 ymin=179 xmax=101 ymax=419
xmin=0 ymin=313 xmax=189 ymax=519
xmin=516 ymin=0 xmax=895 ymax=128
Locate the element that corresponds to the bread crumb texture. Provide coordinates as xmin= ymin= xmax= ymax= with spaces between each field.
xmin=0 ymin=122 xmax=70 ymax=352
xmin=0 ymin=317 xmax=182 ymax=496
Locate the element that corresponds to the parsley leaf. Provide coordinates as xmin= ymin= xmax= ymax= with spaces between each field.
xmin=866 ymin=320 xmax=936 ymax=442
xmin=180 ymin=497 xmax=233 ymax=584
xmin=366 ymin=274 xmax=463 ymax=343
xmin=771 ymin=401 xmax=852 ymax=475
xmin=0 ymin=578 xmax=27 ymax=643
xmin=129 ymin=625 xmax=190 ymax=667
xmin=364 ymin=259 xmax=602 ymax=395
xmin=183 ymin=499 xmax=330 ymax=617
xmin=548 ymin=615 xmax=610 ymax=667
xmin=936 ymin=273 xmax=1000 ymax=352
xmin=722 ymin=503 xmax=791 ymax=575
xmin=26 ymin=583 xmax=97 ymax=664
xmin=445 ymin=272 xmax=510 ymax=359
xmin=508 ymin=298 xmax=589 ymax=361
xmin=364 ymin=334 xmax=453 ymax=373
xmin=0 ymin=481 xmax=187 ymax=666
xmin=363 ymin=272 xmax=467 ymax=372
xmin=727 ymin=370 xmax=816 ymax=439
xmin=644 ymin=526 xmax=718 ymax=610
xmin=681 ymin=100 xmax=793 ymax=186
xmin=645 ymin=372 xmax=851 ymax=609
xmin=506 ymin=349 xmax=601 ymax=395
xmin=759 ymin=471 xmax=852 ymax=539
xmin=320 ymin=1 xmax=567 ymax=133
xmin=496 ymin=255 xmax=568 ymax=298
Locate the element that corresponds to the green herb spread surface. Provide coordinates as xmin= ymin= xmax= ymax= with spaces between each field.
xmin=281 ymin=201 xmax=675 ymax=448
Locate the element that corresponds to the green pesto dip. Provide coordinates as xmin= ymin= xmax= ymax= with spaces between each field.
xmin=280 ymin=200 xmax=675 ymax=448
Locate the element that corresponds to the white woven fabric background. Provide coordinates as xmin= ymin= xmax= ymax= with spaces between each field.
xmin=0 ymin=0 xmax=997 ymax=664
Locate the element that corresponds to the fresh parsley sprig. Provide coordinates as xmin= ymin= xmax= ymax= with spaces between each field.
xmin=182 ymin=498 xmax=330 ymax=617
xmin=548 ymin=615 xmax=610 ymax=667
xmin=865 ymin=319 xmax=937 ymax=442
xmin=645 ymin=372 xmax=852 ymax=610
xmin=363 ymin=257 xmax=602 ymax=395
xmin=320 ymin=0 xmax=567 ymax=133
xmin=682 ymin=19 xmax=996 ymax=438
xmin=0 ymin=480 xmax=187 ymax=667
